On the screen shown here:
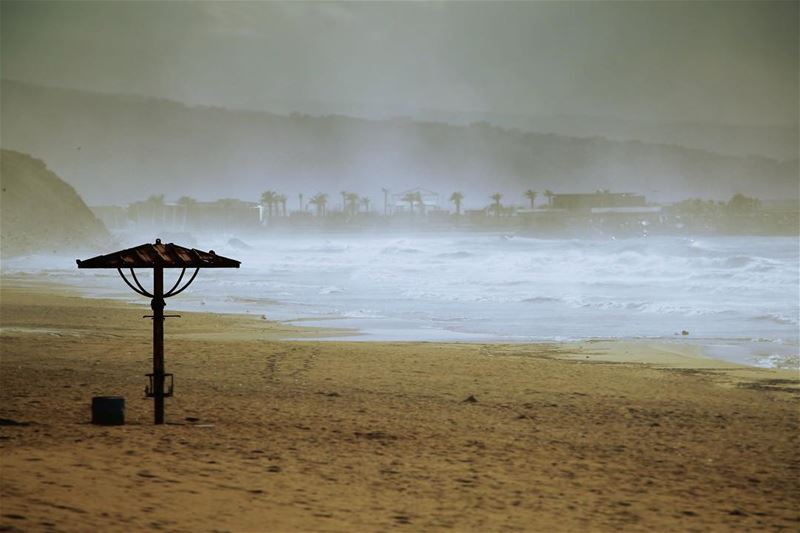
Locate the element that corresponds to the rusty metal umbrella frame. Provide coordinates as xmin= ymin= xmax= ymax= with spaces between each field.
xmin=77 ymin=239 xmax=240 ymax=424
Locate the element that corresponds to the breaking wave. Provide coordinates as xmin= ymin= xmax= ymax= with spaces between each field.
xmin=4 ymin=234 xmax=797 ymax=367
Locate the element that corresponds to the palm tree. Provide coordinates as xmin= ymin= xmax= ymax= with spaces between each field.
xmin=450 ymin=191 xmax=464 ymax=215
xmin=490 ymin=193 xmax=503 ymax=217
xmin=309 ymin=193 xmax=328 ymax=216
xmin=308 ymin=194 xmax=318 ymax=216
xmin=261 ymin=190 xmax=277 ymax=218
xmin=361 ymin=196 xmax=371 ymax=213
xmin=345 ymin=192 xmax=360 ymax=216
xmin=276 ymin=194 xmax=287 ymax=216
xmin=146 ymin=194 xmax=166 ymax=205
xmin=176 ymin=196 xmax=196 ymax=227
xmin=544 ymin=190 xmax=554 ymax=207
xmin=727 ymin=193 xmax=760 ymax=213
xmin=524 ymin=189 xmax=537 ymax=209
xmin=340 ymin=190 xmax=348 ymax=212
xmin=142 ymin=194 xmax=166 ymax=226
xmin=319 ymin=193 xmax=328 ymax=216
xmin=176 ymin=196 xmax=197 ymax=207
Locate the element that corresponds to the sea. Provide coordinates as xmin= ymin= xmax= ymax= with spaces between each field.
xmin=3 ymin=233 xmax=798 ymax=370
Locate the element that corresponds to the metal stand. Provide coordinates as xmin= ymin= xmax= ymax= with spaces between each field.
xmin=145 ymin=373 xmax=173 ymax=398
xmin=118 ymin=262 xmax=198 ymax=424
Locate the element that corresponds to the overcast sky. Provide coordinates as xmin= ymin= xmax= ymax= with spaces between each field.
xmin=2 ymin=1 xmax=797 ymax=126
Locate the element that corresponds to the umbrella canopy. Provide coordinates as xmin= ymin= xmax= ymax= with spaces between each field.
xmin=76 ymin=239 xmax=240 ymax=269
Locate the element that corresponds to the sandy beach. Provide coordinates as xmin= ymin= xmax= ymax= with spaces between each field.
xmin=1 ymin=279 xmax=798 ymax=532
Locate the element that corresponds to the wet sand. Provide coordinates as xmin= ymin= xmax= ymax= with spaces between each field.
xmin=1 ymin=280 xmax=798 ymax=532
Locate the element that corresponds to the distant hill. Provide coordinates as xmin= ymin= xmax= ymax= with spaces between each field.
xmin=194 ymin=96 xmax=799 ymax=161
xmin=440 ymin=112 xmax=798 ymax=163
xmin=1 ymin=80 xmax=797 ymax=206
xmin=0 ymin=149 xmax=109 ymax=257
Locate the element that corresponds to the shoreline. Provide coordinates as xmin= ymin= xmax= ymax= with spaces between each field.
xmin=292 ymin=323 xmax=799 ymax=371
xmin=2 ymin=272 xmax=796 ymax=373
xmin=1 ymin=273 xmax=797 ymax=385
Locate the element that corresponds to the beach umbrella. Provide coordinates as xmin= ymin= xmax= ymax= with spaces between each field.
xmin=77 ymin=239 xmax=240 ymax=424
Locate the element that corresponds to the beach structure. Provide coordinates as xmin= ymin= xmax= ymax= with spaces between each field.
xmin=77 ymin=239 xmax=240 ymax=424
xmin=551 ymin=192 xmax=646 ymax=210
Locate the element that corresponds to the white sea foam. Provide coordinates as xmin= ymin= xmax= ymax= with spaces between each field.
xmin=3 ymin=234 xmax=798 ymax=368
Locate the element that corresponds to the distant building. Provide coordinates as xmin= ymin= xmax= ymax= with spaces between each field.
xmin=98 ymin=198 xmax=260 ymax=233
xmin=551 ymin=192 xmax=646 ymax=210
xmin=391 ymin=187 xmax=441 ymax=214
xmin=188 ymin=199 xmax=260 ymax=230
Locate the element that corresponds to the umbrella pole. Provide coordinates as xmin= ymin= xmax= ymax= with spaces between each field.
xmin=153 ymin=266 xmax=165 ymax=424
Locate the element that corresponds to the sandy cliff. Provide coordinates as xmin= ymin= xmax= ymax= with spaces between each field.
xmin=0 ymin=149 xmax=109 ymax=258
